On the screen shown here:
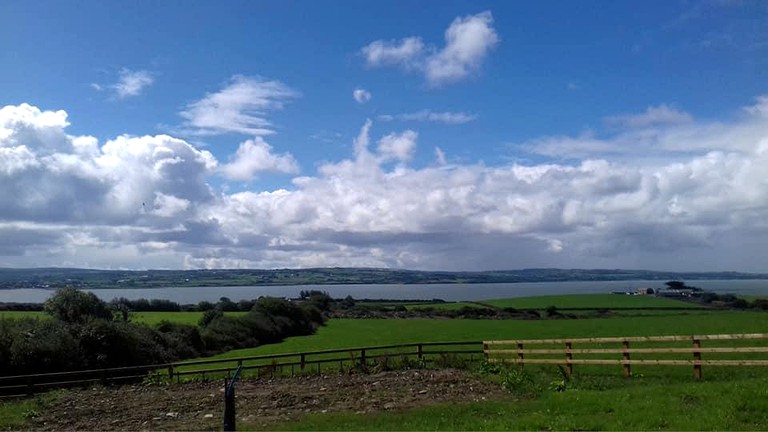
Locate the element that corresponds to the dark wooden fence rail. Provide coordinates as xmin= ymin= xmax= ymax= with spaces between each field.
xmin=484 ymin=333 xmax=768 ymax=379
xmin=0 ymin=340 xmax=483 ymax=397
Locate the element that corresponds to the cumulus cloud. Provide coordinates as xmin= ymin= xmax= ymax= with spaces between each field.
xmin=361 ymin=37 xmax=424 ymax=67
xmin=360 ymin=11 xmax=499 ymax=87
xmin=377 ymin=130 xmax=418 ymax=162
xmin=2 ymin=97 xmax=768 ymax=272
xmin=378 ymin=110 xmax=477 ymax=124
xmin=221 ymin=137 xmax=299 ymax=181
xmin=179 ymin=75 xmax=299 ymax=136
xmin=352 ymin=88 xmax=372 ymax=104
xmin=424 ymin=11 xmax=499 ymax=86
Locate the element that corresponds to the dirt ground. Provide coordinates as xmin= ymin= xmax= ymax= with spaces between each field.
xmin=25 ymin=369 xmax=508 ymax=431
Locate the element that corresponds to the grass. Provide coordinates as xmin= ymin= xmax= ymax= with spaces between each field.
xmin=0 ymin=393 xmax=54 ymax=431
xmin=189 ymin=310 xmax=768 ymax=364
xmin=484 ymin=294 xmax=700 ymax=309
xmin=269 ymin=375 xmax=768 ymax=431
xmin=405 ymin=302 xmax=488 ymax=311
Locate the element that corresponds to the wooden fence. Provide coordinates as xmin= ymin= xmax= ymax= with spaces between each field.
xmin=0 ymin=341 xmax=482 ymax=397
xmin=4 ymin=333 xmax=768 ymax=397
xmin=484 ymin=333 xmax=768 ymax=379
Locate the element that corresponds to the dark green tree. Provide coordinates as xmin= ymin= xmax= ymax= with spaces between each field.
xmin=44 ymin=287 xmax=113 ymax=324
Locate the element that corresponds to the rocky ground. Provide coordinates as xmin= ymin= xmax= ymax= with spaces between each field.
xmin=25 ymin=368 xmax=508 ymax=430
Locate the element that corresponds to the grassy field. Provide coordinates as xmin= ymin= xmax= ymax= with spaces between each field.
xmin=484 ymin=294 xmax=700 ymax=309
xmin=4 ymin=294 xmax=768 ymax=431
xmin=271 ymin=376 xmax=768 ymax=431
xmin=405 ymin=302 xmax=487 ymax=311
xmin=189 ymin=310 xmax=768 ymax=363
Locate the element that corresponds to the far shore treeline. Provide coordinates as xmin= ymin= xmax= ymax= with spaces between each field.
xmin=1 ymin=267 xmax=767 ymax=290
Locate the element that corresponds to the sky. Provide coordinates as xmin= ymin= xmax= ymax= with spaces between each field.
xmin=0 ymin=0 xmax=767 ymax=272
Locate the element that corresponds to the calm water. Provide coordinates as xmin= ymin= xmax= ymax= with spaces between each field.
xmin=1 ymin=279 xmax=767 ymax=304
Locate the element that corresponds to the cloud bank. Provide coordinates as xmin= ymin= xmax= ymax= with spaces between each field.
xmin=2 ymin=97 xmax=768 ymax=271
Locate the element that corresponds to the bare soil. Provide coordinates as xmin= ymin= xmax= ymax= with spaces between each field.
xmin=25 ymin=369 xmax=507 ymax=431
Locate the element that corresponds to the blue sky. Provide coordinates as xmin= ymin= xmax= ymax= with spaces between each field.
xmin=1 ymin=1 xmax=767 ymax=271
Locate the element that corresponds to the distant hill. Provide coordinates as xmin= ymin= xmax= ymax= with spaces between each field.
xmin=0 ymin=267 xmax=766 ymax=290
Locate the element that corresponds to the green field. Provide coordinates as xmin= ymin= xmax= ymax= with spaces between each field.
xmin=272 ymin=376 xmax=768 ymax=431
xmin=484 ymin=294 xmax=700 ymax=309
xmin=189 ymin=310 xmax=768 ymax=363
xmin=405 ymin=301 xmax=487 ymax=311
xmin=4 ymin=294 xmax=768 ymax=431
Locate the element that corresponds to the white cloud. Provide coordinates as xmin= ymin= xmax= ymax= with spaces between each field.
xmin=179 ymin=75 xmax=299 ymax=136
xmin=221 ymin=137 xmax=299 ymax=181
xmin=3 ymin=97 xmax=768 ymax=272
xmin=378 ymin=110 xmax=477 ymax=124
xmin=352 ymin=88 xmax=372 ymax=104
xmin=377 ymin=130 xmax=418 ymax=162
xmin=361 ymin=37 xmax=424 ymax=67
xmin=113 ymin=69 xmax=154 ymax=98
xmin=605 ymin=104 xmax=694 ymax=128
xmin=360 ymin=11 xmax=499 ymax=87
xmin=92 ymin=69 xmax=154 ymax=99
xmin=424 ymin=11 xmax=499 ymax=86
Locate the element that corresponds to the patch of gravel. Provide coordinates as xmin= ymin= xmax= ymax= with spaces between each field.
xmin=27 ymin=369 xmax=507 ymax=431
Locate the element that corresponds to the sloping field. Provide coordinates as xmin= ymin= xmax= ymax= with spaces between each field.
xmin=484 ymin=294 xmax=699 ymax=309
xmin=198 ymin=310 xmax=768 ymax=361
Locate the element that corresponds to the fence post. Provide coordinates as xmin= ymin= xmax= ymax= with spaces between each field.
xmin=417 ymin=344 xmax=424 ymax=360
xmin=517 ymin=342 xmax=525 ymax=367
xmin=693 ymin=338 xmax=702 ymax=380
xmin=167 ymin=365 xmax=174 ymax=381
xmin=300 ymin=353 xmax=306 ymax=371
xmin=360 ymin=348 xmax=366 ymax=369
xmin=565 ymin=341 xmax=573 ymax=377
xmin=482 ymin=343 xmax=488 ymax=362
xmin=622 ymin=340 xmax=631 ymax=378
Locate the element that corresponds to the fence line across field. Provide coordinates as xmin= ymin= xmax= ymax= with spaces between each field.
xmin=3 ymin=333 xmax=768 ymax=397
xmin=483 ymin=332 xmax=768 ymax=379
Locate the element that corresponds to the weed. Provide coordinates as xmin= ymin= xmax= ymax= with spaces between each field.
xmin=476 ymin=359 xmax=503 ymax=375
xmin=501 ymin=367 xmax=543 ymax=397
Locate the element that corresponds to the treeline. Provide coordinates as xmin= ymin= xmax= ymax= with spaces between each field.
xmin=0 ymin=288 xmax=330 ymax=376
xmin=1 ymin=297 xmax=268 ymax=313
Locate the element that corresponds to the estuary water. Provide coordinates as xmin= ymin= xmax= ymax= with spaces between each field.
xmin=1 ymin=279 xmax=767 ymax=304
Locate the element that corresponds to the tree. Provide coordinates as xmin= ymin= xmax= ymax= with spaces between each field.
xmin=44 ymin=287 xmax=113 ymax=324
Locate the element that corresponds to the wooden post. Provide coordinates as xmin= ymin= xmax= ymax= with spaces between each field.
xmin=418 ymin=344 xmax=424 ymax=360
xmin=360 ymin=348 xmax=367 ymax=369
xmin=517 ymin=342 xmax=524 ymax=367
xmin=482 ymin=343 xmax=488 ymax=361
xmin=565 ymin=341 xmax=573 ymax=377
xmin=693 ymin=338 xmax=702 ymax=380
xmin=300 ymin=353 xmax=306 ymax=371
xmin=622 ymin=340 xmax=631 ymax=378
xmin=167 ymin=365 xmax=174 ymax=381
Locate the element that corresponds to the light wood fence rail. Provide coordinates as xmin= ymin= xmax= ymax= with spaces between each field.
xmin=483 ymin=333 xmax=768 ymax=379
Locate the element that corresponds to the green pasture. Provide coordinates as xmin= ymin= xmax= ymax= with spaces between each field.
xmin=178 ymin=310 xmax=768 ymax=378
xmin=405 ymin=302 xmax=487 ymax=311
xmin=269 ymin=376 xmax=768 ymax=431
xmin=484 ymin=294 xmax=700 ymax=309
